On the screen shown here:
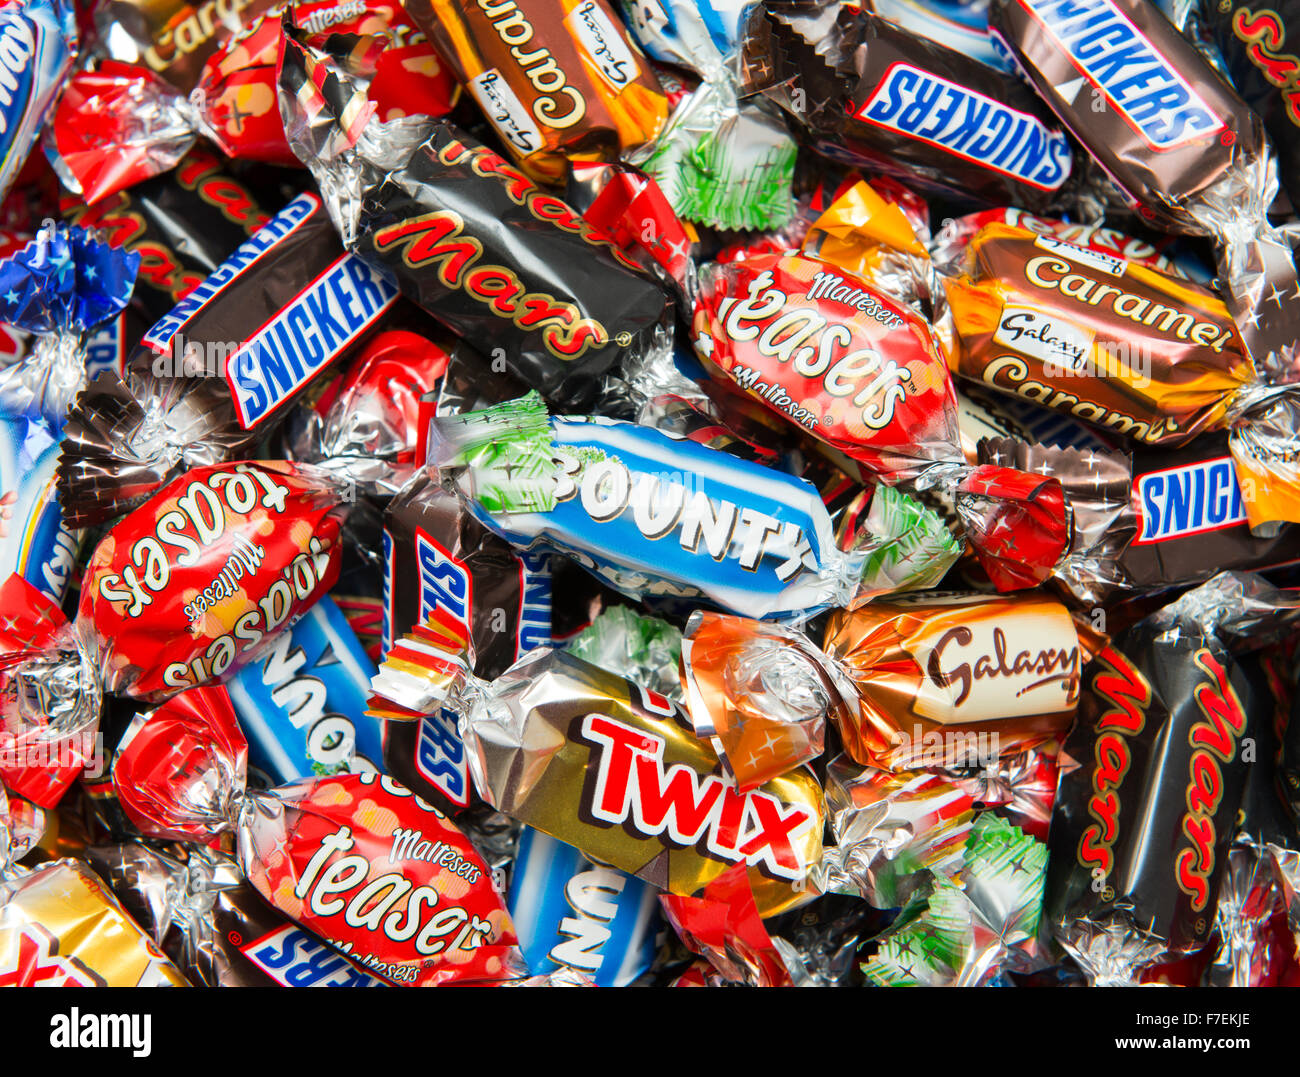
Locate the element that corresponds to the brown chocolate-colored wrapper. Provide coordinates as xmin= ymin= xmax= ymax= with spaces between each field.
xmin=381 ymin=472 xmax=551 ymax=813
xmin=988 ymin=0 xmax=1299 ymax=392
xmin=946 ymin=223 xmax=1252 ymax=447
xmin=982 ymin=434 xmax=1300 ymax=602
xmin=742 ymin=2 xmax=1075 ymax=212
xmin=822 ymin=592 xmax=1091 ymax=769
xmin=988 ymin=0 xmax=1256 ymax=234
xmin=98 ymin=0 xmax=281 ymax=91
xmin=405 ymin=0 xmax=668 ymax=183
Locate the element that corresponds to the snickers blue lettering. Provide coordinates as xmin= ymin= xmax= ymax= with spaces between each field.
xmin=142 ymin=194 xmax=320 ymax=355
xmin=1135 ymin=456 xmax=1246 ymax=543
xmin=858 ymin=62 xmax=1073 ymax=189
xmin=226 ymin=254 xmax=398 ymax=427
xmin=1020 ymin=0 xmax=1224 ymax=148
xmin=241 ymin=925 xmax=386 ymax=987
xmin=414 ymin=705 xmax=469 ymax=807
xmin=416 ymin=528 xmax=472 ymax=638
xmin=518 ymin=550 xmax=554 ymax=655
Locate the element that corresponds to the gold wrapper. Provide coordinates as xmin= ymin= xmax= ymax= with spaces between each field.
xmin=823 ymin=592 xmax=1083 ymax=770
xmin=0 ymin=860 xmax=188 ymax=986
xmin=945 ymin=223 xmax=1253 ymax=447
xmin=465 ymin=649 xmax=823 ymax=917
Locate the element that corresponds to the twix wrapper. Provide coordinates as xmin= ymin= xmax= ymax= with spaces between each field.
xmin=404 ymin=0 xmax=669 ymax=183
xmin=369 ymin=641 xmax=824 ymax=917
xmin=822 ymin=592 xmax=1094 ymax=770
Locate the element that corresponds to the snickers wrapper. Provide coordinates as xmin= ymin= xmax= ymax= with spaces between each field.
xmin=382 ymin=473 xmax=552 ymax=811
xmin=988 ymin=0 xmax=1299 ymax=380
xmin=462 ymin=647 xmax=823 ymax=917
xmin=822 ymin=592 xmax=1084 ymax=770
xmin=742 ymin=2 xmax=1075 ymax=212
xmin=404 ymin=0 xmax=668 ymax=184
xmin=59 ymin=193 xmax=399 ymax=527
xmin=0 ymin=859 xmax=188 ymax=986
xmin=84 ymin=843 xmax=386 ymax=987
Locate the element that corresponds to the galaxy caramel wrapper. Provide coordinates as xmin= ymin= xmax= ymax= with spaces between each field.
xmin=987 ymin=0 xmax=1299 ymax=385
xmin=404 ymin=0 xmax=668 ymax=184
xmin=822 ymin=591 xmax=1089 ymax=770
xmin=945 ymin=223 xmax=1251 ymax=448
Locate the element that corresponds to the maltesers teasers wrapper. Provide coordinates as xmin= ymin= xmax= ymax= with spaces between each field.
xmin=368 ymin=639 xmax=824 ymax=917
xmin=111 ymin=683 xmax=523 ymax=985
xmin=822 ymin=591 xmax=1094 ymax=770
xmin=0 ymin=460 xmax=348 ymax=804
xmin=80 ymin=460 xmax=346 ymax=698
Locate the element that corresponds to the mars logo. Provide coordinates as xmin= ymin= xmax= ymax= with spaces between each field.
xmin=1174 ymin=650 xmax=1248 ymax=914
xmin=1076 ymin=647 xmax=1152 ymax=882
xmin=578 ymin=713 xmax=815 ymax=882
xmin=0 ymin=922 xmax=103 ymax=987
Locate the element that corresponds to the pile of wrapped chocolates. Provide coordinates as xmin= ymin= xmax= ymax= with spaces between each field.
xmin=0 ymin=0 xmax=1298 ymax=989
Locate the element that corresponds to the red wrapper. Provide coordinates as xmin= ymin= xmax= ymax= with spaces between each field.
xmin=80 ymin=461 xmax=345 ymax=698
xmin=693 ymin=249 xmax=961 ymax=482
xmin=113 ymin=683 xmax=523 ymax=985
xmin=50 ymin=4 xmax=459 ymax=204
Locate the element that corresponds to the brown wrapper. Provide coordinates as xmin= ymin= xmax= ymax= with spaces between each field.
xmin=945 ymin=223 xmax=1252 ymax=447
xmin=0 ymin=859 xmax=189 ymax=986
xmin=823 ymin=592 xmax=1092 ymax=769
xmin=405 ymin=0 xmax=668 ymax=183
